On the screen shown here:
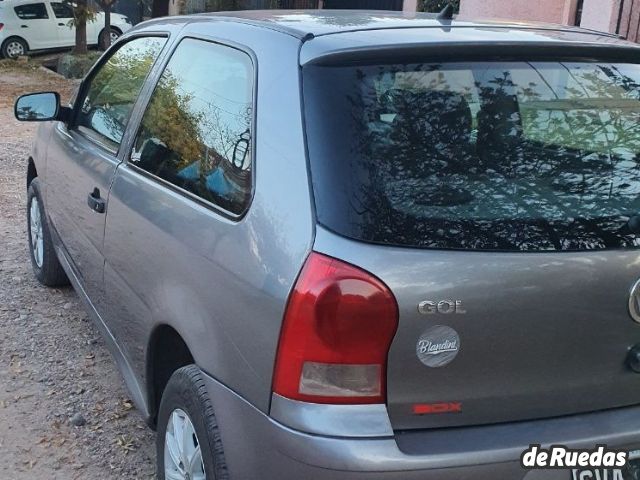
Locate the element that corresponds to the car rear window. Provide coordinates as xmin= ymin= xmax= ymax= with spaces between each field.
xmin=14 ymin=3 xmax=48 ymax=19
xmin=303 ymin=59 xmax=640 ymax=251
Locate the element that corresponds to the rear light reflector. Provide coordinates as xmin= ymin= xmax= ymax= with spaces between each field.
xmin=272 ymin=252 xmax=398 ymax=404
xmin=299 ymin=362 xmax=381 ymax=397
xmin=0 ymin=24 xmax=4 ymax=31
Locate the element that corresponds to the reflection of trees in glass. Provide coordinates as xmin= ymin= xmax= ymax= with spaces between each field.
xmin=140 ymin=71 xmax=204 ymax=167
xmin=133 ymin=39 xmax=253 ymax=215
xmin=17 ymin=106 xmax=40 ymax=120
xmin=79 ymin=37 xmax=165 ymax=144
xmin=311 ymin=61 xmax=640 ymax=251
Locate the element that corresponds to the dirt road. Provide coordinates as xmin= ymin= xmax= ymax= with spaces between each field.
xmin=0 ymin=65 xmax=156 ymax=479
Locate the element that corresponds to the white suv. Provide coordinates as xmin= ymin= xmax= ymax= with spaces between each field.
xmin=0 ymin=0 xmax=132 ymax=58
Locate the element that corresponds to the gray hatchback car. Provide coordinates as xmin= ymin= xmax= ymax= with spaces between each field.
xmin=14 ymin=8 xmax=640 ymax=480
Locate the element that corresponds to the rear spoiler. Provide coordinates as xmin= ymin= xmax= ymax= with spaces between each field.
xmin=301 ymin=41 xmax=640 ymax=67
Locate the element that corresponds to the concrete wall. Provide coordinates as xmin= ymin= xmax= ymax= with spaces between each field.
xmin=403 ymin=0 xmax=417 ymax=12
xmin=459 ymin=0 xmax=569 ymax=23
xmin=579 ymin=0 xmax=619 ymax=32
xmin=459 ymin=0 xmax=623 ymax=35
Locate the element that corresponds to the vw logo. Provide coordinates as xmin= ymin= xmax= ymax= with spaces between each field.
xmin=629 ymin=279 xmax=640 ymax=323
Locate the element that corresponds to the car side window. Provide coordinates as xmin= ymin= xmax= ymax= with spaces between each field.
xmin=14 ymin=3 xmax=49 ymax=19
xmin=50 ymin=2 xmax=74 ymax=18
xmin=75 ymin=36 xmax=166 ymax=151
xmin=131 ymin=38 xmax=254 ymax=216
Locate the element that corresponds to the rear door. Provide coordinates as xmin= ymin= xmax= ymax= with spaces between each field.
xmin=46 ymin=36 xmax=166 ymax=305
xmin=86 ymin=12 xmax=101 ymax=45
xmin=49 ymin=1 xmax=75 ymax=47
xmin=12 ymin=1 xmax=57 ymax=49
xmin=303 ymin=54 xmax=640 ymax=430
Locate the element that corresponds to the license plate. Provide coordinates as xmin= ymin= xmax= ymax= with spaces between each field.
xmin=572 ymin=455 xmax=640 ymax=480
xmin=572 ymin=469 xmax=627 ymax=480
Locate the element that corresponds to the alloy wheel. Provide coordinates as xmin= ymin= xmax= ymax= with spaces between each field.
xmin=6 ymin=41 xmax=25 ymax=58
xmin=164 ymin=409 xmax=206 ymax=480
xmin=29 ymin=197 xmax=44 ymax=268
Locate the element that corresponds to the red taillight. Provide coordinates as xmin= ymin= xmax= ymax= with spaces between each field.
xmin=0 ymin=24 xmax=4 ymax=31
xmin=272 ymin=252 xmax=398 ymax=404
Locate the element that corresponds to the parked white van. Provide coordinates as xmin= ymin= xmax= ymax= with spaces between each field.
xmin=0 ymin=0 xmax=132 ymax=58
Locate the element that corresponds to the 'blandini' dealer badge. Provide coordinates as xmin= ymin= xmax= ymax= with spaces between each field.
xmin=416 ymin=325 xmax=460 ymax=368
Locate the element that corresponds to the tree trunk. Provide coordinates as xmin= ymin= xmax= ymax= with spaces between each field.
xmin=102 ymin=5 xmax=112 ymax=50
xmin=152 ymin=0 xmax=169 ymax=17
xmin=74 ymin=0 xmax=88 ymax=55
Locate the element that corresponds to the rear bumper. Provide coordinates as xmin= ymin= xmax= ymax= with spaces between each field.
xmin=201 ymin=371 xmax=640 ymax=479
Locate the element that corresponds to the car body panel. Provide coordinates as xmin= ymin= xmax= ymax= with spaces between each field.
xmin=298 ymin=23 xmax=637 ymax=65
xmin=313 ymin=225 xmax=640 ymax=429
xmin=45 ymin=122 xmax=118 ymax=302
xmin=202 ymin=368 xmax=640 ymax=479
xmin=100 ymin=19 xmax=314 ymax=413
xmin=188 ymin=9 xmax=623 ymax=39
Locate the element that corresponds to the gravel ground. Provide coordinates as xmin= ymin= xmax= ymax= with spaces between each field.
xmin=0 ymin=65 xmax=156 ymax=479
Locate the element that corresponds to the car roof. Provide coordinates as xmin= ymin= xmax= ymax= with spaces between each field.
xmin=169 ymin=9 xmax=622 ymax=40
xmin=134 ymin=10 xmax=640 ymax=65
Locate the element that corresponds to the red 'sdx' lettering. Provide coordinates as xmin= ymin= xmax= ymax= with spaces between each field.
xmin=412 ymin=402 xmax=462 ymax=415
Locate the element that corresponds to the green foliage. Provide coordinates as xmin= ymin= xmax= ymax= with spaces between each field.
xmin=418 ymin=0 xmax=460 ymax=13
xmin=0 ymin=58 xmax=39 ymax=73
xmin=56 ymin=52 xmax=102 ymax=79
xmin=62 ymin=0 xmax=96 ymax=27
xmin=141 ymin=72 xmax=204 ymax=168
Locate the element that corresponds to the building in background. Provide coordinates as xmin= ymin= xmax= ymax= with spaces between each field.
xmin=89 ymin=0 xmax=153 ymax=24
xmin=160 ymin=0 xmax=419 ymax=16
xmin=460 ymin=0 xmax=640 ymax=42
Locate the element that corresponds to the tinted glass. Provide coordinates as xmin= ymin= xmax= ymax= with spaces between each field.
xmin=50 ymin=2 xmax=73 ymax=18
xmin=304 ymin=61 xmax=640 ymax=251
xmin=76 ymin=37 xmax=166 ymax=150
xmin=15 ymin=3 xmax=48 ymax=19
xmin=131 ymin=39 xmax=253 ymax=215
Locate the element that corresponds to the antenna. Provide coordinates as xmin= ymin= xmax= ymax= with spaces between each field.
xmin=436 ymin=3 xmax=454 ymax=20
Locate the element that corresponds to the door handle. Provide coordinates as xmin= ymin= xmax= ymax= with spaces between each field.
xmin=58 ymin=22 xmax=65 ymax=26
xmin=87 ymin=188 xmax=105 ymax=214
xmin=21 ymin=25 xmax=29 ymax=28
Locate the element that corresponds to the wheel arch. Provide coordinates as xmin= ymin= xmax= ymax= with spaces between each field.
xmin=146 ymin=324 xmax=195 ymax=428
xmin=27 ymin=157 xmax=37 ymax=188
xmin=100 ymin=25 xmax=123 ymax=36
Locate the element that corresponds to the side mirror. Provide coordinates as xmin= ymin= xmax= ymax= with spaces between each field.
xmin=14 ymin=92 xmax=68 ymax=122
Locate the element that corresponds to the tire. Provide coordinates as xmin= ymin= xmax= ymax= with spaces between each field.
xmin=99 ymin=28 xmax=121 ymax=49
xmin=1 ymin=37 xmax=28 ymax=59
xmin=27 ymin=178 xmax=69 ymax=287
xmin=157 ymin=365 xmax=229 ymax=480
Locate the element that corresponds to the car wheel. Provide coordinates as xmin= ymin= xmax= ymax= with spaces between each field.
xmin=99 ymin=28 xmax=121 ymax=49
xmin=2 ymin=37 xmax=28 ymax=59
xmin=109 ymin=28 xmax=121 ymax=44
xmin=157 ymin=365 xmax=229 ymax=480
xmin=27 ymin=178 xmax=69 ymax=287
